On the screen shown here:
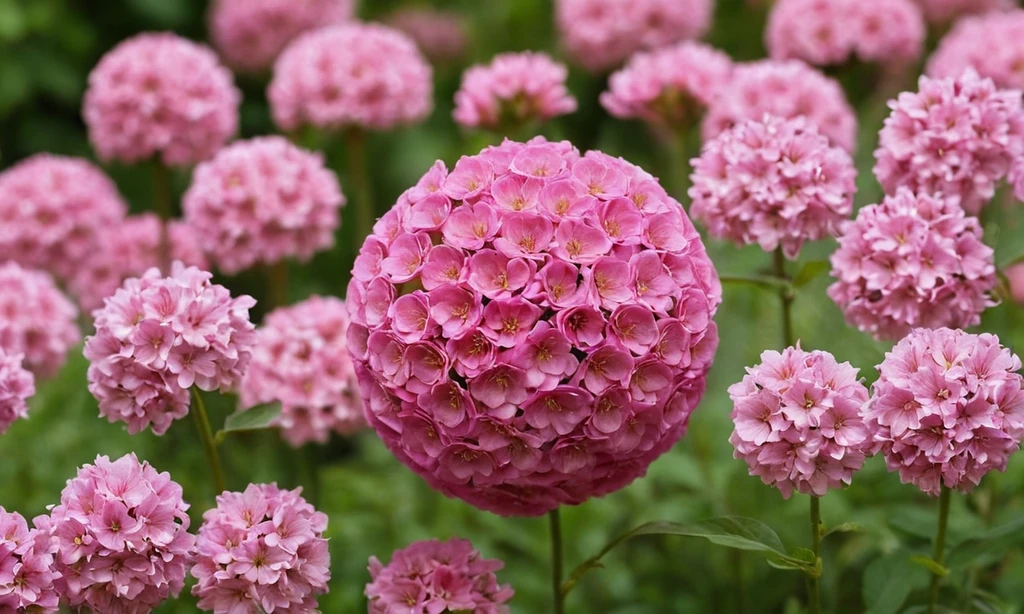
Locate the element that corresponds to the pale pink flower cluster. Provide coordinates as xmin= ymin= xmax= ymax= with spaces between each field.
xmin=84 ymin=264 xmax=256 ymax=435
xmin=690 ymin=115 xmax=856 ymax=259
xmin=0 ymin=349 xmax=33 ymax=435
xmin=601 ymin=42 xmax=733 ymax=128
xmin=269 ymin=24 xmax=433 ymax=132
xmin=912 ymin=0 xmax=1014 ymax=24
xmin=387 ymin=7 xmax=470 ymax=64
xmin=828 ymin=189 xmax=996 ymax=341
xmin=348 ymin=137 xmax=721 ymax=516
xmin=44 ymin=454 xmax=195 ymax=613
xmin=84 ymin=33 xmax=240 ymax=167
xmin=874 ymin=70 xmax=1024 ymax=215
xmin=453 ymin=52 xmax=577 ymax=130
xmin=191 ymin=483 xmax=330 ymax=613
xmin=866 ymin=328 xmax=1024 ymax=495
xmin=555 ymin=0 xmax=713 ymax=72
xmin=0 ymin=507 xmax=59 ymax=612
xmin=0 ymin=262 xmax=80 ymax=378
xmin=703 ymin=60 xmax=858 ymax=153
xmin=927 ymin=11 xmax=1024 ymax=90
xmin=366 ymin=538 xmax=513 ymax=614
xmin=241 ymin=296 xmax=363 ymax=446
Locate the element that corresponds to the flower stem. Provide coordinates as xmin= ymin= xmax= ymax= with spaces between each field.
xmin=666 ymin=127 xmax=691 ymax=205
xmin=345 ymin=128 xmax=375 ymax=242
xmin=928 ymin=486 xmax=952 ymax=613
xmin=773 ymin=248 xmax=795 ymax=347
xmin=808 ymin=496 xmax=822 ymax=614
xmin=153 ymin=163 xmax=171 ymax=272
xmin=267 ymin=261 xmax=289 ymax=308
xmin=191 ymin=388 xmax=226 ymax=495
xmin=549 ymin=508 xmax=565 ymax=614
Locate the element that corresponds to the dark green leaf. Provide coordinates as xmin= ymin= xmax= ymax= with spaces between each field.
xmin=862 ymin=554 xmax=930 ymax=614
xmin=792 ymin=260 xmax=831 ymax=288
xmin=216 ymin=403 xmax=282 ymax=444
xmin=946 ymin=517 xmax=1024 ymax=570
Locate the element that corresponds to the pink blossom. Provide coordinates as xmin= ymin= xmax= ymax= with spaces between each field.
xmin=928 ymin=10 xmax=1024 ymax=92
xmin=1005 ymin=261 xmax=1024 ymax=305
xmin=912 ymin=0 xmax=1015 ymax=24
xmin=0 ymin=262 xmax=80 ymax=378
xmin=0 ymin=507 xmax=59 ymax=612
xmin=0 ymin=349 xmax=33 ymax=434
xmin=454 ymin=52 xmax=577 ymax=130
xmin=386 ymin=7 xmax=470 ymax=64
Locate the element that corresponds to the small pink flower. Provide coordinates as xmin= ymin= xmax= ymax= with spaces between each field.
xmin=480 ymin=298 xmax=542 ymax=348
xmin=0 ymin=262 xmax=80 ymax=378
xmin=467 ymin=250 xmax=534 ymax=299
xmin=454 ymin=52 xmax=577 ymax=130
xmin=0 ymin=349 xmax=33 ymax=435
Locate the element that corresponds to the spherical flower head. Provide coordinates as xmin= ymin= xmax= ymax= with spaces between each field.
xmin=269 ymin=23 xmax=433 ymax=132
xmin=866 ymin=327 xmax=1024 ymax=495
xmin=84 ymin=32 xmax=240 ymax=166
xmin=84 ymin=263 xmax=256 ymax=435
xmin=347 ymin=137 xmax=721 ymax=516
xmin=690 ymin=115 xmax=856 ymax=259
xmin=387 ymin=7 xmax=470 ymax=64
xmin=703 ymin=60 xmax=858 ymax=153
xmin=240 ymin=296 xmax=363 ymax=446
xmin=0 ymin=349 xmax=34 ymax=435
xmin=0 ymin=507 xmax=59 ymax=612
xmin=927 ymin=11 xmax=1024 ymax=91
xmin=46 ymin=453 xmax=195 ymax=612
xmin=366 ymin=538 xmax=513 ymax=614
xmin=0 ymin=262 xmax=80 ymax=378
xmin=912 ymin=0 xmax=1015 ymax=24
xmin=191 ymin=483 xmax=330 ymax=613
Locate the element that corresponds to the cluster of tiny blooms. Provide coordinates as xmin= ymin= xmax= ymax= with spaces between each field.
xmin=43 ymin=454 xmax=195 ymax=613
xmin=912 ymin=0 xmax=1014 ymax=24
xmin=874 ymin=70 xmax=1024 ymax=215
xmin=366 ymin=538 xmax=513 ymax=614
xmin=84 ymin=264 xmax=256 ymax=435
xmin=690 ymin=115 xmax=856 ymax=259
xmin=555 ymin=0 xmax=712 ymax=72
xmin=866 ymin=327 xmax=1024 ymax=495
xmin=927 ymin=10 xmax=1024 ymax=91
xmin=83 ymin=33 xmax=240 ymax=167
xmin=828 ymin=189 xmax=995 ymax=341
xmin=0 ymin=349 xmax=33 ymax=435
xmin=387 ymin=7 xmax=470 ymax=64
xmin=703 ymin=60 xmax=858 ymax=153
xmin=0 ymin=507 xmax=59 ymax=612
xmin=240 ymin=296 xmax=363 ymax=446
xmin=0 ymin=262 xmax=80 ymax=378
xmin=183 ymin=136 xmax=344 ymax=275
xmin=347 ymin=137 xmax=721 ymax=516
xmin=600 ymin=42 xmax=733 ymax=129
xmin=269 ymin=24 xmax=433 ymax=132
xmin=191 ymin=484 xmax=330 ymax=613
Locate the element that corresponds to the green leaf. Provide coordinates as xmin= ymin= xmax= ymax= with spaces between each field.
xmin=910 ymin=555 xmax=949 ymax=577
xmin=792 ymin=260 xmax=830 ymax=288
xmin=767 ymin=548 xmax=821 ymax=577
xmin=862 ymin=553 xmax=930 ymax=614
xmin=946 ymin=517 xmax=1024 ymax=570
xmin=823 ymin=522 xmax=864 ymax=539
xmin=216 ymin=403 xmax=282 ymax=444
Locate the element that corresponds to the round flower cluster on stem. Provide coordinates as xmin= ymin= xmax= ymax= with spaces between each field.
xmin=84 ymin=264 xmax=256 ymax=435
xmin=269 ymin=23 xmax=433 ymax=132
xmin=84 ymin=32 xmax=240 ymax=167
xmin=387 ymin=7 xmax=470 ymax=64
xmin=44 ymin=453 xmax=195 ymax=613
xmin=927 ymin=10 xmax=1024 ymax=91
xmin=866 ymin=327 xmax=1024 ymax=495
xmin=0 ymin=349 xmax=33 ymax=435
xmin=912 ymin=0 xmax=1014 ymax=24
xmin=453 ymin=52 xmax=577 ymax=131
xmin=828 ymin=189 xmax=996 ymax=341
xmin=191 ymin=483 xmax=330 ymax=613
xmin=240 ymin=296 xmax=363 ymax=446
xmin=0 ymin=507 xmax=59 ymax=612
xmin=873 ymin=70 xmax=1024 ymax=215
xmin=690 ymin=115 xmax=857 ymax=259
xmin=0 ymin=262 xmax=80 ymax=378
xmin=366 ymin=538 xmax=513 ymax=614
xmin=347 ymin=137 xmax=721 ymax=516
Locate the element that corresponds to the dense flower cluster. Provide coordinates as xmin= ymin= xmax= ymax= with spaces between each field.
xmin=690 ymin=115 xmax=857 ymax=259
xmin=927 ymin=11 xmax=1024 ymax=91
xmin=191 ymin=483 xmax=331 ymax=613
xmin=866 ymin=328 xmax=1024 ymax=495
xmin=0 ymin=262 xmax=80 ymax=378
xmin=387 ymin=7 xmax=470 ymax=64
xmin=874 ymin=70 xmax=1024 ymax=215
xmin=83 ymin=32 xmax=239 ymax=166
xmin=347 ymin=137 xmax=721 ymax=516
xmin=0 ymin=349 xmax=33 ymax=435
xmin=269 ymin=24 xmax=433 ymax=132
xmin=0 ymin=507 xmax=59 ymax=612
xmin=366 ymin=538 xmax=513 ymax=614
xmin=84 ymin=264 xmax=256 ymax=435
xmin=828 ymin=189 xmax=995 ymax=341
xmin=912 ymin=0 xmax=1014 ymax=24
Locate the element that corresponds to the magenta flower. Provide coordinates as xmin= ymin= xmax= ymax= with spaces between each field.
xmin=387 ymin=7 xmax=470 ymax=64
xmin=0 ymin=507 xmax=59 ymax=612
xmin=912 ymin=0 xmax=1014 ymax=24
xmin=0 ymin=262 xmax=80 ymax=378
xmin=0 ymin=349 xmax=33 ymax=435
xmin=928 ymin=10 xmax=1024 ymax=91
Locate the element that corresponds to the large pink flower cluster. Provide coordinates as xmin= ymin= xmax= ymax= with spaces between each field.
xmin=874 ymin=70 xmax=1024 ymax=215
xmin=240 ymin=296 xmax=363 ymax=446
xmin=453 ymin=52 xmax=577 ymax=130
xmin=387 ymin=7 xmax=470 ymax=64
xmin=600 ymin=42 xmax=733 ymax=128
xmin=44 ymin=453 xmax=195 ymax=613
xmin=690 ymin=115 xmax=856 ymax=259
xmin=84 ymin=33 xmax=239 ymax=167
xmin=0 ymin=262 xmax=80 ymax=378
xmin=927 ymin=11 xmax=1024 ymax=91
xmin=555 ymin=0 xmax=713 ymax=72
xmin=866 ymin=328 xmax=1024 ymax=495
xmin=269 ymin=24 xmax=433 ymax=132
xmin=84 ymin=264 xmax=256 ymax=435
xmin=347 ymin=137 xmax=721 ymax=516
xmin=191 ymin=483 xmax=331 ymax=613
xmin=366 ymin=538 xmax=513 ymax=614
xmin=0 ymin=507 xmax=59 ymax=612
xmin=828 ymin=189 xmax=996 ymax=341
xmin=912 ymin=0 xmax=1014 ymax=24
xmin=703 ymin=60 xmax=858 ymax=153
xmin=0 ymin=349 xmax=33 ymax=435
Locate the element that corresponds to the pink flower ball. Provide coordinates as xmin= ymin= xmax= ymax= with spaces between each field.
xmin=240 ymin=296 xmax=363 ymax=446
xmin=866 ymin=327 xmax=1024 ymax=495
xmin=0 ymin=507 xmax=59 ymax=612
xmin=83 ymin=33 xmax=240 ymax=167
xmin=874 ymin=70 xmax=1024 ymax=215
xmin=1005 ymin=261 xmax=1024 ymax=304
xmin=387 ymin=7 xmax=470 ymax=64
xmin=454 ymin=52 xmax=577 ymax=131
xmin=703 ymin=60 xmax=858 ymax=153
xmin=45 ymin=453 xmax=195 ymax=613
xmin=269 ymin=24 xmax=433 ymax=132
xmin=927 ymin=11 xmax=1024 ymax=90
xmin=600 ymin=42 xmax=733 ymax=128
xmin=84 ymin=264 xmax=256 ymax=435
xmin=0 ymin=262 xmax=80 ymax=378
xmin=0 ymin=349 xmax=33 ymax=435
xmin=912 ymin=0 xmax=1015 ymax=24
xmin=191 ymin=483 xmax=330 ymax=613
xmin=556 ymin=0 xmax=714 ymax=73
xmin=347 ymin=137 xmax=721 ymax=516
xmin=366 ymin=538 xmax=513 ymax=614
xmin=209 ymin=0 xmax=354 ymax=73
xmin=690 ymin=115 xmax=856 ymax=259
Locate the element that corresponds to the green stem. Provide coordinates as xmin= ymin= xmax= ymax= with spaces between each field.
xmin=928 ymin=486 xmax=952 ymax=613
xmin=550 ymin=508 xmax=565 ymax=614
xmin=808 ymin=496 xmax=822 ymax=614
xmin=346 ymin=128 xmax=375 ymax=242
xmin=774 ymin=248 xmax=795 ymax=347
xmin=191 ymin=388 xmax=226 ymax=494
xmin=267 ymin=261 xmax=289 ymax=308
xmin=153 ymin=163 xmax=171 ymax=272
xmin=666 ymin=128 xmax=691 ymax=205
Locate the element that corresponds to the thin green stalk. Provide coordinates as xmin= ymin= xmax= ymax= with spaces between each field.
xmin=666 ymin=127 xmax=692 ymax=205
xmin=267 ymin=261 xmax=289 ymax=308
xmin=928 ymin=486 xmax=952 ymax=613
xmin=153 ymin=163 xmax=171 ymax=272
xmin=550 ymin=508 xmax=565 ymax=614
xmin=346 ymin=128 xmax=375 ymax=241
xmin=773 ymin=248 xmax=795 ymax=347
xmin=808 ymin=496 xmax=822 ymax=614
xmin=191 ymin=388 xmax=226 ymax=494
